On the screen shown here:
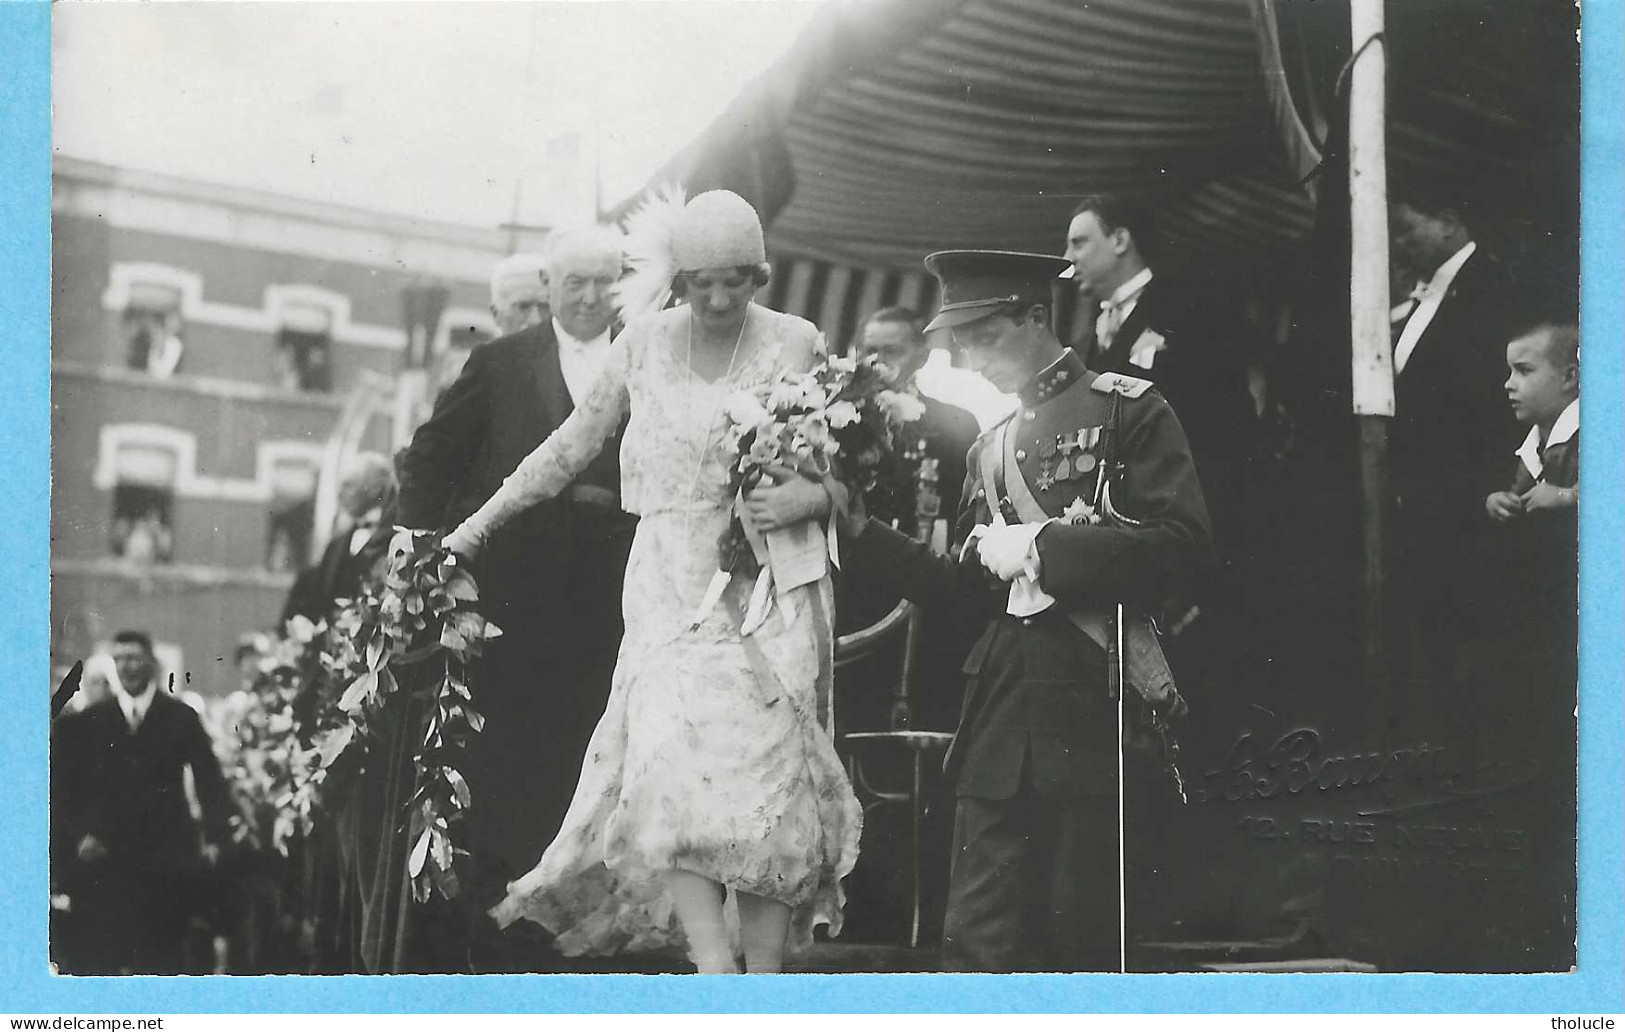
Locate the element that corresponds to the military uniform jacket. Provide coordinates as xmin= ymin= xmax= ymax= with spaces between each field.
xmin=845 ymin=350 xmax=1212 ymax=800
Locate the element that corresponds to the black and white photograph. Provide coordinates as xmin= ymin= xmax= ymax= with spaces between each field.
xmin=46 ymin=0 xmax=1583 ymax=979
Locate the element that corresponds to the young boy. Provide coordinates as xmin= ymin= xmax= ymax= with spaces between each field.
xmin=1486 ymin=323 xmax=1579 ymax=524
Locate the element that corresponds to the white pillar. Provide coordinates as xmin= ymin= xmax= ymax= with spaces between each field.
xmin=1349 ymin=0 xmax=1395 ymax=712
xmin=1349 ymin=0 xmax=1392 ymax=416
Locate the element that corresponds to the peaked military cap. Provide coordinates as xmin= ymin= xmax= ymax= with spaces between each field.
xmin=922 ymin=250 xmax=1073 ymax=333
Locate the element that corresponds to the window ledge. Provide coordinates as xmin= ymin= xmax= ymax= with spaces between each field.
xmin=51 ymin=555 xmax=298 ymax=590
xmin=52 ymin=359 xmax=348 ymax=410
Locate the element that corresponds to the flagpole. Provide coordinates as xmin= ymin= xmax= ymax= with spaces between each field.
xmin=1348 ymin=0 xmax=1395 ymax=724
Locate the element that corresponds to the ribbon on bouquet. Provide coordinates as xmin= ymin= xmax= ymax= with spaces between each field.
xmin=689 ymin=490 xmax=840 ymax=636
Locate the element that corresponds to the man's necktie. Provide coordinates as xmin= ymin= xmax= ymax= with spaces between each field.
xmin=1389 ymin=280 xmax=1429 ymax=327
xmin=1095 ymin=300 xmax=1125 ymax=356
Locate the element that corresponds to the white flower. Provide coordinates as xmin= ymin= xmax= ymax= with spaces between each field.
xmin=724 ymin=390 xmax=771 ymax=428
xmin=825 ymin=354 xmax=858 ymax=375
xmin=877 ymin=390 xmax=926 ymax=425
xmin=769 ymin=376 xmax=824 ymax=412
xmin=825 ymin=400 xmax=860 ymax=429
xmin=285 ymin=614 xmax=318 ymax=644
xmin=793 ymin=415 xmax=831 ymax=455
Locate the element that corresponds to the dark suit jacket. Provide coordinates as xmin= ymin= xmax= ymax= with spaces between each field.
xmin=396 ymin=321 xmax=633 ymax=645
xmin=393 ymin=321 xmax=635 ymax=895
xmin=1390 ymin=251 xmax=1527 ymax=638
xmin=846 ymin=352 xmax=1212 ymax=801
xmin=1089 ymin=275 xmax=1255 ymax=546
xmin=281 ymin=524 xmax=393 ymax=626
xmin=52 ymin=691 xmax=229 ymax=880
xmin=1392 ymin=251 xmax=1525 ymax=539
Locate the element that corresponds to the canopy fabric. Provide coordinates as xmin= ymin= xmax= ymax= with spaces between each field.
xmin=621 ymin=0 xmax=1577 ymax=288
xmin=625 ymin=0 xmax=1319 ymax=273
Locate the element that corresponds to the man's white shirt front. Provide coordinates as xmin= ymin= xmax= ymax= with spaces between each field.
xmin=115 ymin=681 xmax=156 ymax=731
xmin=553 ymin=318 xmax=612 ymax=407
xmin=1094 ymin=267 xmax=1155 ymax=356
xmin=1393 ymin=240 xmax=1476 ymax=375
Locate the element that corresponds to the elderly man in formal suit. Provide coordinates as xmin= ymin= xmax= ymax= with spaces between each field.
xmin=51 ymin=630 xmax=230 ymax=974
xmin=1064 ymin=194 xmax=1254 ymax=551
xmin=837 ymin=251 xmax=1212 ymax=972
xmin=281 ymin=452 xmax=396 ymax=627
xmin=395 ymin=228 xmax=635 ymax=967
xmin=487 ymin=252 xmax=552 ymax=337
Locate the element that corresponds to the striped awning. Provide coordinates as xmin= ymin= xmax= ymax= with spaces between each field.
xmin=628 ymin=0 xmax=1576 ymax=343
xmin=626 ymin=0 xmax=1320 ymax=276
xmin=623 ymin=0 xmax=1574 ymax=268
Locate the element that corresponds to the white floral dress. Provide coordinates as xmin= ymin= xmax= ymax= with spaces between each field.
xmin=460 ymin=303 xmax=861 ymax=956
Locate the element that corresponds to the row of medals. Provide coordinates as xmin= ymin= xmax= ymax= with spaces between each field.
xmin=1035 ymin=426 xmax=1103 ymax=493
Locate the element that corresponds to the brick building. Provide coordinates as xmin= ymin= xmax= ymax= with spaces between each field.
xmin=50 ymin=156 xmax=540 ymax=697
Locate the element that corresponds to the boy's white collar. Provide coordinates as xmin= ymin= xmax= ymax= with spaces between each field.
xmin=1516 ymin=398 xmax=1579 ymax=478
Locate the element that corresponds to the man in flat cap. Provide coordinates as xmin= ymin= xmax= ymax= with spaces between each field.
xmin=834 ymin=250 xmax=1212 ymax=972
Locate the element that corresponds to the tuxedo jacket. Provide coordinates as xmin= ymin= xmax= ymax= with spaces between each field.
xmin=281 ymin=524 xmax=393 ymax=626
xmin=846 ymin=352 xmax=1212 ymax=801
xmin=1391 ymin=251 xmax=1525 ymax=541
xmin=51 ymin=691 xmax=230 ymax=879
xmin=396 ymin=321 xmax=634 ymax=644
xmin=1089 ymin=276 xmax=1255 ymax=544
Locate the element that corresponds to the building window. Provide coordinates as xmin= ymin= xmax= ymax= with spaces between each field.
xmin=109 ymin=442 xmax=177 ymax=562
xmin=122 ymin=282 xmax=185 ymax=378
xmin=265 ymin=457 xmax=318 ymax=572
xmin=275 ymin=302 xmax=333 ymax=392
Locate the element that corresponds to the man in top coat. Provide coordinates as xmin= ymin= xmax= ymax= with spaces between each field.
xmin=395 ymin=228 xmax=636 ymax=943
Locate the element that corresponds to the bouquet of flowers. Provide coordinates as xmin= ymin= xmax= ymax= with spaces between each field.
xmin=695 ymin=352 xmax=923 ymax=632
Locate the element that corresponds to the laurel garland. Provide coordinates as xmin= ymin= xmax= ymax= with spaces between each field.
xmin=327 ymin=531 xmax=500 ymax=902
xmin=217 ymin=532 xmax=499 ymax=903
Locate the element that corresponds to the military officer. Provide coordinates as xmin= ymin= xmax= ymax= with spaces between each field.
xmin=835 ymin=250 xmax=1213 ymax=972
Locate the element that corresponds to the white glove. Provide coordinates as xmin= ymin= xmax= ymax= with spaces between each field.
xmin=442 ymin=522 xmax=486 ymax=559
xmin=975 ymin=520 xmax=1047 ymax=582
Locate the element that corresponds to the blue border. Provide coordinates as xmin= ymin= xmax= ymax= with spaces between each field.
xmin=4 ymin=0 xmax=1620 ymax=1012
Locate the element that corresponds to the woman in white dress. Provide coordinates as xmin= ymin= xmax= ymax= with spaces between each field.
xmin=445 ymin=191 xmax=861 ymax=973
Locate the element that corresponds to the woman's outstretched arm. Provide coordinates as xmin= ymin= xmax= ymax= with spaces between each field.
xmin=444 ymin=336 xmax=632 ymax=555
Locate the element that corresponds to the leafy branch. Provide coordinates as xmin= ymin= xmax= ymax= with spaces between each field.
xmin=221 ymin=532 xmax=501 ymax=903
xmin=320 ymin=530 xmax=501 ymax=903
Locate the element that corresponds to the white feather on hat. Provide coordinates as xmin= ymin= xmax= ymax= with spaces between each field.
xmin=612 ymin=182 xmax=687 ymax=328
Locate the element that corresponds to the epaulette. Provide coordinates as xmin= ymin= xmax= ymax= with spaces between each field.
xmin=1090 ymin=371 xmax=1155 ymax=399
